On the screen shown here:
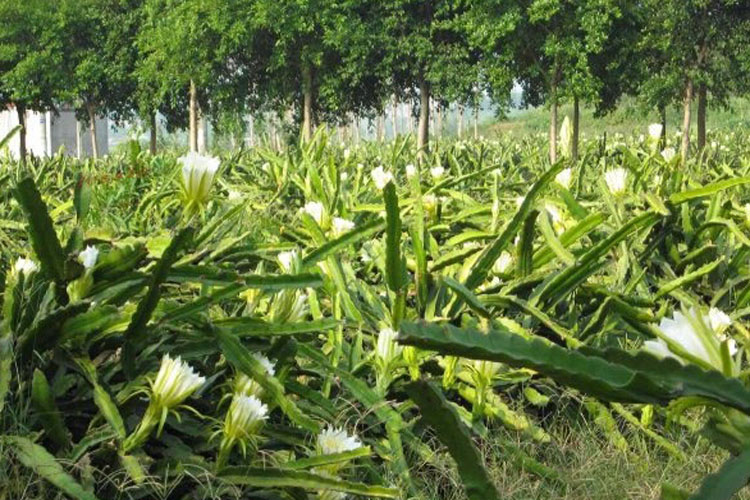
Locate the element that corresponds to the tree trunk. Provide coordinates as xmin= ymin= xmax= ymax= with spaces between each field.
xmin=16 ymin=104 xmax=26 ymax=163
xmin=457 ymin=104 xmax=464 ymax=138
xmin=680 ymin=78 xmax=693 ymax=164
xmin=549 ymin=90 xmax=558 ymax=164
xmin=436 ymin=104 xmax=443 ymax=138
xmin=697 ymin=84 xmax=706 ymax=153
xmin=76 ymin=119 xmax=82 ymax=159
xmin=473 ymin=101 xmax=479 ymax=139
xmin=391 ymin=95 xmax=398 ymax=138
xmin=87 ymin=102 xmax=99 ymax=159
xmin=189 ymin=80 xmax=198 ymax=152
xmin=417 ymin=75 xmax=430 ymax=156
xmin=302 ymin=64 xmax=314 ymax=142
xmin=377 ymin=113 xmax=385 ymax=142
xmin=572 ymin=96 xmax=580 ymax=163
xmin=660 ymin=105 xmax=667 ymax=150
xmin=197 ymin=112 xmax=207 ymax=153
xmin=149 ymin=112 xmax=157 ymax=155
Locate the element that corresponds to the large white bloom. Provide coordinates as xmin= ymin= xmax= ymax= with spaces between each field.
xmin=317 ymin=427 xmax=362 ymax=455
xmin=604 ymin=168 xmax=628 ymax=196
xmin=708 ymin=307 xmax=732 ymax=334
xmin=331 ymin=217 xmax=355 ymax=237
xmin=371 ymin=166 xmax=394 ymax=190
xmin=405 ymin=164 xmax=417 ymax=179
xmin=430 ymin=166 xmax=445 ymax=180
xmin=648 ymin=123 xmax=663 ymax=140
xmin=493 ymin=251 xmax=513 ymax=274
xmin=555 ymin=168 xmax=573 ymax=189
xmin=179 ymin=152 xmax=220 ymax=205
xmin=661 ymin=147 xmax=676 ymax=162
xmin=303 ymin=201 xmax=326 ymax=225
xmin=13 ymin=257 xmax=37 ymax=276
xmin=224 ymin=394 xmax=268 ymax=442
xmin=376 ymin=327 xmax=403 ymax=366
xmin=234 ymin=354 xmax=276 ymax=398
xmin=150 ymin=354 xmax=205 ymax=409
xmin=79 ymin=245 xmax=99 ymax=269
xmin=642 ymin=308 xmax=738 ymax=373
xmin=278 ymin=250 xmax=298 ymax=273
xmin=559 ymin=116 xmax=572 ymax=158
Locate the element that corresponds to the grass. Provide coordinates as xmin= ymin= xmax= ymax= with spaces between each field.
xmin=486 ymin=97 xmax=750 ymax=139
xmin=424 ymin=409 xmax=744 ymax=500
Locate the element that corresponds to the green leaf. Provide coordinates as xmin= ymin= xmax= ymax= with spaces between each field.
xmin=655 ymin=258 xmax=723 ymax=298
xmin=688 ymin=447 xmax=750 ymax=500
xmin=12 ymin=177 xmax=66 ymax=282
xmin=73 ymin=173 xmax=92 ymax=222
xmin=302 ymin=218 xmax=385 ymax=267
xmin=532 ymin=212 xmax=605 ymax=269
xmin=383 ymin=181 xmax=404 ymax=292
xmin=463 ymin=161 xmax=563 ymax=291
xmin=669 ymin=177 xmax=750 ymax=205
xmin=536 ymin=212 xmax=661 ymax=306
xmin=215 ymin=327 xmax=319 ymax=432
xmin=398 ymin=321 xmax=750 ymax=411
xmin=3 ymin=435 xmax=101 ymax=500
xmin=122 ymin=226 xmax=194 ymax=376
xmin=405 ymin=380 xmax=501 ymax=500
xmin=31 ymin=369 xmax=71 ymax=450
xmin=442 ymin=276 xmax=490 ymax=318
xmin=219 ymin=467 xmax=398 ymax=497
xmin=285 ymin=447 xmax=372 ymax=469
xmin=216 ymin=317 xmax=339 ymax=337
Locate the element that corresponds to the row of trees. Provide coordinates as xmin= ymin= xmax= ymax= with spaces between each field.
xmin=1 ymin=0 xmax=749 ymax=162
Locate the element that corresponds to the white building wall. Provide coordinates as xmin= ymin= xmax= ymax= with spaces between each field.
xmin=0 ymin=106 xmax=108 ymax=158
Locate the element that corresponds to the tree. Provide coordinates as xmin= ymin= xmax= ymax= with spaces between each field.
xmin=58 ymin=0 xmax=143 ymax=159
xmin=639 ymin=0 xmax=750 ymax=163
xmin=381 ymin=0 xmax=479 ymax=156
xmin=514 ymin=0 xmax=622 ymax=164
xmin=461 ymin=1 xmax=522 ymax=136
xmin=0 ymin=0 xmax=64 ymax=161
xmin=250 ymin=0 xmax=388 ymax=143
xmin=138 ymin=0 xmax=231 ymax=152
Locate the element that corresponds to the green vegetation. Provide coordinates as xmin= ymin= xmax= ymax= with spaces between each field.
xmin=3 ymin=1 xmax=750 ymax=499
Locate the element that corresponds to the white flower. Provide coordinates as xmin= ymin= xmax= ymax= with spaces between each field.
xmin=555 ymin=168 xmax=572 ymax=189
xmin=278 ymin=250 xmax=298 ymax=273
xmin=340 ymin=172 xmax=348 ymax=181
xmin=376 ymin=327 xmax=403 ymax=365
xmin=13 ymin=257 xmax=37 ymax=276
xmin=224 ymin=394 xmax=268 ymax=442
xmin=604 ymin=168 xmax=628 ymax=195
xmin=331 ymin=217 xmax=355 ymax=237
xmin=559 ymin=116 xmax=572 ymax=158
xmin=343 ymin=148 xmax=351 ymax=159
xmin=252 ymin=353 xmax=276 ymax=376
xmin=661 ymin=147 xmax=676 ymax=162
xmin=708 ymin=307 xmax=732 ymax=334
xmin=317 ymin=427 xmax=362 ymax=455
xmin=150 ymin=354 xmax=205 ymax=409
xmin=642 ymin=308 xmax=739 ymax=373
xmin=430 ymin=166 xmax=445 ymax=180
xmin=371 ymin=166 xmax=394 ymax=190
xmin=405 ymin=164 xmax=417 ymax=178
xmin=302 ymin=201 xmax=325 ymax=225
xmin=493 ymin=251 xmax=513 ymax=274
xmin=422 ymin=194 xmax=437 ymax=211
xmin=648 ymin=123 xmax=663 ymax=140
xmin=179 ymin=152 xmax=220 ymax=205
xmin=78 ymin=245 xmax=99 ymax=269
